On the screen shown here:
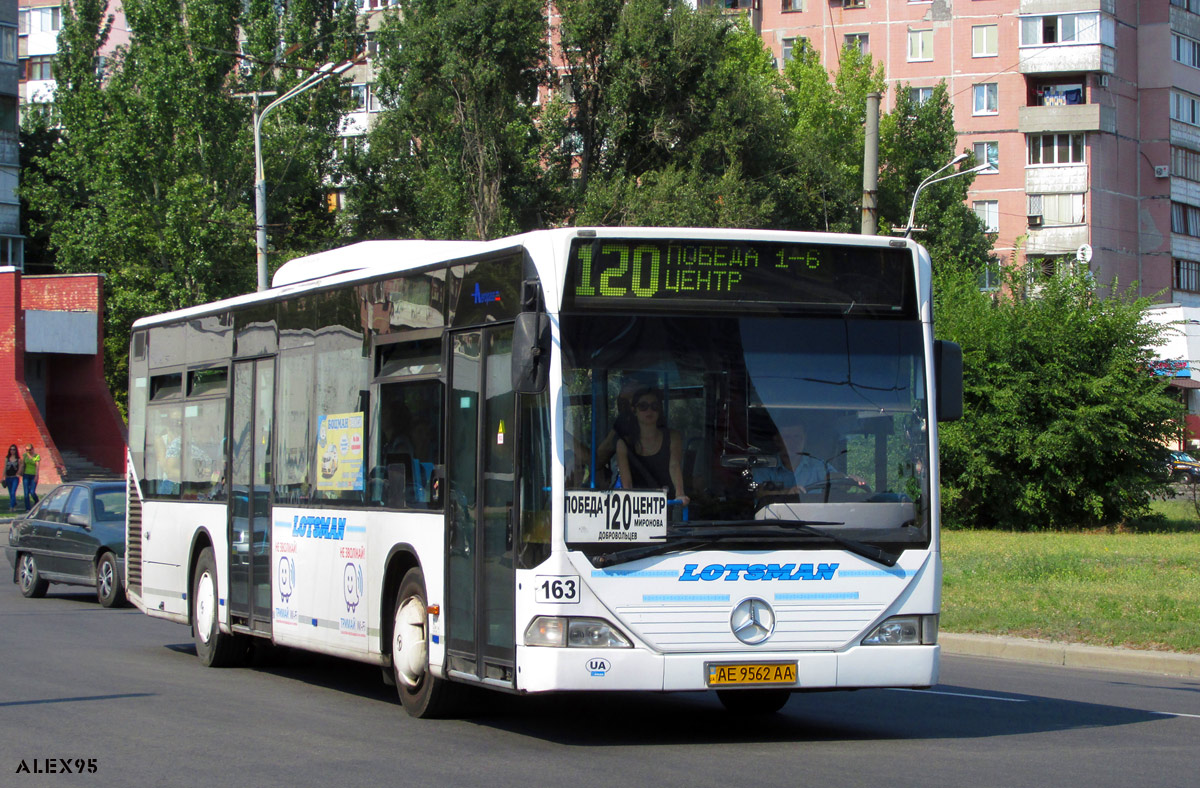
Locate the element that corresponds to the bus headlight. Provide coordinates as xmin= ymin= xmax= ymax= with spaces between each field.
xmin=861 ymin=615 xmax=938 ymax=646
xmin=524 ymin=616 xmax=632 ymax=648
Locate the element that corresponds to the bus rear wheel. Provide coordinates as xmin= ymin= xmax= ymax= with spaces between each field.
xmin=393 ymin=567 xmax=456 ymax=718
xmin=716 ymin=689 xmax=791 ymax=714
xmin=192 ymin=547 xmax=243 ymax=667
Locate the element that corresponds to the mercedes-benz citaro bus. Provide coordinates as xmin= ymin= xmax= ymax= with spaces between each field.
xmin=124 ymin=227 xmax=962 ymax=717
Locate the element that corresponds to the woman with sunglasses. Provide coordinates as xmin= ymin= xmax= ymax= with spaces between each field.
xmin=616 ymin=388 xmax=689 ymax=506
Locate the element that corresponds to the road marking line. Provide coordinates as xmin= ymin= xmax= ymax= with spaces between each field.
xmin=887 ymin=688 xmax=1028 ymax=703
xmin=1151 ymin=711 xmax=1200 ymax=719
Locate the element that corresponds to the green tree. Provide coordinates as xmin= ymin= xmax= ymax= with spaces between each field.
xmin=351 ymin=0 xmax=548 ymax=240
xmin=879 ymin=83 xmax=994 ymax=277
xmin=779 ymin=41 xmax=885 ymax=232
xmin=22 ymin=0 xmax=356 ymax=409
xmin=935 ymin=266 xmax=1179 ymax=529
xmin=568 ymin=6 xmax=790 ymax=227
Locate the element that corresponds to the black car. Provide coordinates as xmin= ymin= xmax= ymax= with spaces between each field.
xmin=5 ymin=481 xmax=127 ymax=607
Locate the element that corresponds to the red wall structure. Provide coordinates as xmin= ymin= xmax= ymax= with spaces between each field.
xmin=0 ymin=267 xmax=126 ymax=488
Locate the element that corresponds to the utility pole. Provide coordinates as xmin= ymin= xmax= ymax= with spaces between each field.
xmin=861 ymin=92 xmax=881 ymax=235
xmin=236 ymin=60 xmax=354 ymax=292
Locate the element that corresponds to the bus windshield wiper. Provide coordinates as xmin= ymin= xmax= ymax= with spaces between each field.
xmin=593 ymin=520 xmax=899 ymax=568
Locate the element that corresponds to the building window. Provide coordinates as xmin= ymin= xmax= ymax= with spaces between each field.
xmin=1028 ymin=193 xmax=1084 ymax=225
xmin=844 ymin=33 xmax=868 ymax=55
xmin=31 ymin=7 xmax=62 ymax=34
xmin=973 ymin=200 xmax=999 ymax=232
xmin=909 ymin=87 xmax=933 ymax=105
xmin=782 ymin=37 xmax=807 ymax=64
xmin=782 ymin=0 xmax=804 ymax=11
xmin=1173 ymin=92 xmax=1200 ymax=126
xmin=1020 ymin=13 xmax=1104 ymax=46
xmin=1173 ymin=146 xmax=1200 ymax=181
xmin=1175 ymin=259 xmax=1200 ymax=292
xmin=908 ymin=29 xmax=933 ymax=62
xmin=1172 ymin=0 xmax=1200 ymax=14
xmin=1027 ymin=133 xmax=1085 ymax=165
xmin=973 ymin=83 xmax=998 ymax=115
xmin=0 ymin=26 xmax=15 ymax=64
xmin=26 ymin=56 xmax=53 ymax=82
xmin=1174 ymin=34 xmax=1200 ymax=69
xmin=972 ymin=25 xmax=998 ymax=57
xmin=978 ymin=261 xmax=1001 ymax=292
xmin=973 ymin=141 xmax=999 ymax=173
xmin=1033 ymin=81 xmax=1084 ymax=106
xmin=18 ymin=9 xmax=27 ymax=36
xmin=1172 ymin=202 xmax=1200 ymax=237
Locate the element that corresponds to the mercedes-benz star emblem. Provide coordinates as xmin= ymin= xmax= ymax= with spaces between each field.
xmin=730 ymin=598 xmax=775 ymax=645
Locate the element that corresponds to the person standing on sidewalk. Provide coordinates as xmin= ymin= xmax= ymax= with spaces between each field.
xmin=21 ymin=443 xmax=40 ymax=510
xmin=4 ymin=445 xmax=20 ymax=510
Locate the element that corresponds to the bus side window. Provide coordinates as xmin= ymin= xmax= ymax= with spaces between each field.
xmin=375 ymin=380 xmax=443 ymax=509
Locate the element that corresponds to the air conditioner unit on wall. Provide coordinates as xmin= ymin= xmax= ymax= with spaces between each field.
xmin=1028 ymin=214 xmax=1044 ymax=228
xmin=1155 ymin=165 xmax=1171 ymax=178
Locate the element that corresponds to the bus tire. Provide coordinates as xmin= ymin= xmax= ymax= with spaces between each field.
xmin=716 ymin=689 xmax=791 ymax=714
xmin=393 ymin=567 xmax=457 ymax=718
xmin=192 ymin=547 xmax=242 ymax=668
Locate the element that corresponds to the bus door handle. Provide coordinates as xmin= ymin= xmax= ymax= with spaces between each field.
xmin=506 ymin=506 xmax=514 ymax=550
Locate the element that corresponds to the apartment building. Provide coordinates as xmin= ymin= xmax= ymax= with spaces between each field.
xmin=725 ymin=0 xmax=1200 ymax=307
xmin=2 ymin=0 xmax=19 ymax=268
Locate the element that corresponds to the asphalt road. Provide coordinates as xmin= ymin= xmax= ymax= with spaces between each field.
xmin=1 ymin=576 xmax=1196 ymax=788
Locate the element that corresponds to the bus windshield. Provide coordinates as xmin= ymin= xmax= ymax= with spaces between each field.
xmin=561 ymin=313 xmax=931 ymax=557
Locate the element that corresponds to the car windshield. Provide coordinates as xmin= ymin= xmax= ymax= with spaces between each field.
xmin=561 ymin=313 xmax=932 ymax=555
xmin=1174 ymin=452 xmax=1197 ymax=463
xmin=93 ymin=487 xmax=126 ymax=521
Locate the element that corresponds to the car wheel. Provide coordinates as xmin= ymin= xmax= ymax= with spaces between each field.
xmin=96 ymin=552 xmax=125 ymax=608
xmin=392 ymin=567 xmax=459 ymax=718
xmin=1173 ymin=471 xmax=1190 ymax=484
xmin=716 ymin=689 xmax=792 ymax=714
xmin=17 ymin=553 xmax=49 ymax=598
xmin=192 ymin=547 xmax=243 ymax=667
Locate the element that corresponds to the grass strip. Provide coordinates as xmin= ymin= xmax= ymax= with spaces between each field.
xmin=942 ymin=524 xmax=1200 ymax=654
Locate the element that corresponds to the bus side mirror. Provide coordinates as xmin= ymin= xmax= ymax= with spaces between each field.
xmin=513 ymin=311 xmax=550 ymax=394
xmin=935 ymin=340 xmax=963 ymax=422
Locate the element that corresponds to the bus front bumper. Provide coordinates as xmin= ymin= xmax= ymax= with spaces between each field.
xmin=514 ymin=643 xmax=939 ymax=693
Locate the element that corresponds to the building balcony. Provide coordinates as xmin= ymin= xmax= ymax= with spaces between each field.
xmin=1018 ymin=43 xmax=1115 ymax=75
xmin=1172 ymin=120 xmax=1200 ymax=151
xmin=1025 ymin=224 xmax=1089 ymax=255
xmin=1026 ymin=164 xmax=1088 ymax=195
xmin=1173 ymin=5 xmax=1200 ymax=41
xmin=1018 ymin=103 xmax=1115 ymax=134
xmin=1020 ymin=0 xmax=1114 ymax=15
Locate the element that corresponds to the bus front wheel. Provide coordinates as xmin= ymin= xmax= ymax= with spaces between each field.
xmin=192 ymin=547 xmax=243 ymax=667
xmin=393 ymin=567 xmax=456 ymax=718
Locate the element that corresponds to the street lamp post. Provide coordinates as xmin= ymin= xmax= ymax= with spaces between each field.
xmin=903 ymin=153 xmax=991 ymax=238
xmin=245 ymin=60 xmax=353 ymax=292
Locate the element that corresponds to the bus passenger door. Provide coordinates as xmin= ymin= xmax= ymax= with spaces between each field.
xmin=229 ymin=358 xmax=274 ymax=634
xmin=446 ymin=326 xmax=516 ymax=685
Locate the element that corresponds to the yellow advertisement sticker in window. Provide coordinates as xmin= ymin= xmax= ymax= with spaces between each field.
xmin=317 ymin=412 xmax=364 ymax=491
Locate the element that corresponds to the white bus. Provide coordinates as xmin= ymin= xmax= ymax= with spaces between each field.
xmin=125 ymin=227 xmax=961 ymax=716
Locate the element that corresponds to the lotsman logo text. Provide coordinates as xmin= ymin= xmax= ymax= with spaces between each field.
xmin=678 ymin=563 xmax=839 ymax=582
xmin=472 ymin=283 xmax=502 ymax=305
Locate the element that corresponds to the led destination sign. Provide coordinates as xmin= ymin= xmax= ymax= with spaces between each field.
xmin=565 ymin=238 xmax=915 ymax=313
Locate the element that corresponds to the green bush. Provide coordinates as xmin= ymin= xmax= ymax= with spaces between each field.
xmin=936 ymin=267 xmax=1179 ymax=529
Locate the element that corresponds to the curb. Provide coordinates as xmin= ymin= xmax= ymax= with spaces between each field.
xmin=941 ymin=632 xmax=1200 ymax=679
